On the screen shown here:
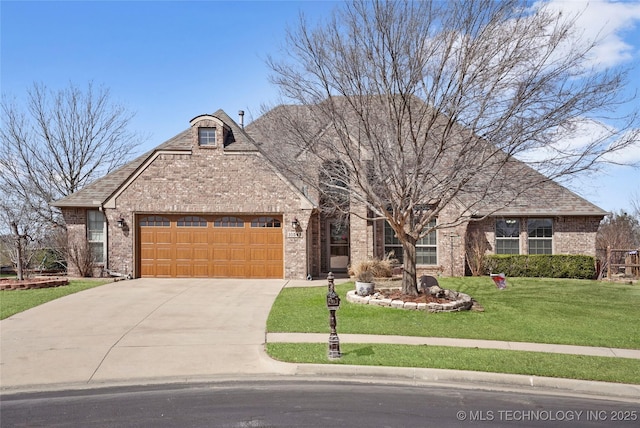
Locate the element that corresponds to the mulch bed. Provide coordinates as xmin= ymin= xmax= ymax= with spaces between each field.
xmin=0 ymin=277 xmax=69 ymax=291
xmin=375 ymin=288 xmax=451 ymax=304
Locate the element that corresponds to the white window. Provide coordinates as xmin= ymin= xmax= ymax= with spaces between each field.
xmin=496 ymin=219 xmax=520 ymax=254
xmin=528 ymin=218 xmax=553 ymax=254
xmin=384 ymin=219 xmax=437 ymax=265
xmin=87 ymin=210 xmax=106 ymax=263
xmin=198 ymin=127 xmax=216 ymax=146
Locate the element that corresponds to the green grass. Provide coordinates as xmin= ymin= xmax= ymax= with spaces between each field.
xmin=0 ymin=279 xmax=112 ymax=319
xmin=267 ymin=277 xmax=640 ymax=349
xmin=266 ymin=343 xmax=640 ymax=384
xmin=266 ymin=277 xmax=640 ymax=383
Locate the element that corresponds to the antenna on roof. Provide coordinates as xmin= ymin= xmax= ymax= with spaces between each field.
xmin=238 ymin=110 xmax=245 ymax=129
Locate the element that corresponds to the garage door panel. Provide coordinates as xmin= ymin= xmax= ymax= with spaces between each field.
xmin=176 ymin=231 xmax=191 ymax=244
xmin=192 ymin=248 xmax=208 ymax=260
xmin=176 ymin=247 xmax=193 ymax=259
xmin=155 ymin=231 xmax=172 ymax=244
xmin=250 ymin=248 xmax=266 ymax=261
xmin=211 ymin=231 xmax=231 ymax=244
xmin=155 ymin=248 xmax=173 ymax=260
xmin=140 ymin=215 xmax=283 ymax=278
xmin=154 ymin=263 xmax=173 ymax=277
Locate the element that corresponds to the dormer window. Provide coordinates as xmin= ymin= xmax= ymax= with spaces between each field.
xmin=198 ymin=127 xmax=217 ymax=146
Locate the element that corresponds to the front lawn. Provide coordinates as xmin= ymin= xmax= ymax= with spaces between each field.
xmin=267 ymin=277 xmax=640 ymax=349
xmin=0 ymin=279 xmax=112 ymax=319
xmin=266 ymin=277 xmax=640 ymax=384
xmin=266 ymin=343 xmax=640 ymax=385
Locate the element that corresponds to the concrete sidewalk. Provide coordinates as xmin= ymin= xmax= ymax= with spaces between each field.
xmin=266 ymin=333 xmax=640 ymax=359
xmin=1 ymin=278 xmax=639 ymax=400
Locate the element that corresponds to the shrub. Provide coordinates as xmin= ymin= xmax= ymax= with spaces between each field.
xmin=349 ymin=257 xmax=395 ymax=280
xmin=484 ymin=254 xmax=596 ymax=279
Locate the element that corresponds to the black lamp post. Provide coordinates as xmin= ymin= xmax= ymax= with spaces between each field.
xmin=326 ymin=272 xmax=341 ymax=359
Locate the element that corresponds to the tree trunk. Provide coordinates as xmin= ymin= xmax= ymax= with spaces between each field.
xmin=401 ymin=235 xmax=419 ymax=296
xmin=11 ymin=222 xmax=25 ymax=281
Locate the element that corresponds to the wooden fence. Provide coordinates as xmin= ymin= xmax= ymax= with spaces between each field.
xmin=604 ymin=246 xmax=640 ymax=279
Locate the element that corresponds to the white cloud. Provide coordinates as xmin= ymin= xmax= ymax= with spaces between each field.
xmin=516 ymin=118 xmax=640 ymax=165
xmin=539 ymin=0 xmax=640 ymax=69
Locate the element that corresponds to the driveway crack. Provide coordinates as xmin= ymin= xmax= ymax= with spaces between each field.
xmin=87 ymin=285 xmax=195 ymax=383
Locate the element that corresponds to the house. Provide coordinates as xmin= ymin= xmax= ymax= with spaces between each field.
xmin=53 ymin=107 xmax=607 ymax=279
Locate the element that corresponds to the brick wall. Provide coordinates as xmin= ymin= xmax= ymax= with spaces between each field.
xmin=476 ymin=215 xmax=601 ymax=257
xmin=102 ymin=139 xmax=311 ymax=279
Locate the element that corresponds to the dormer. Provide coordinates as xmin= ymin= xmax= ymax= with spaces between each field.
xmin=189 ymin=114 xmax=231 ymax=149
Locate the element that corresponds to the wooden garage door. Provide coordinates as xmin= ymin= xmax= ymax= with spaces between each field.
xmin=139 ymin=215 xmax=283 ymax=278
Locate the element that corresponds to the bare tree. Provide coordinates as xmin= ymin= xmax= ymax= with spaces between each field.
xmin=597 ymin=211 xmax=640 ymax=251
xmin=631 ymin=191 xmax=640 ymax=220
xmin=1 ymin=81 xmax=142 ymax=227
xmin=263 ymin=0 xmax=639 ymax=295
xmin=0 ymin=189 xmax=44 ymax=280
xmin=1 ymin=81 xmax=142 ymax=277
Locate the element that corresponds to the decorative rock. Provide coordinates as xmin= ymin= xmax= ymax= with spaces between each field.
xmin=404 ymin=302 xmax=418 ymax=310
xmin=391 ymin=300 xmax=404 ymax=308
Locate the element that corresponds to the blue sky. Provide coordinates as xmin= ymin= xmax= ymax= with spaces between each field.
xmin=2 ymin=0 xmax=639 ymax=214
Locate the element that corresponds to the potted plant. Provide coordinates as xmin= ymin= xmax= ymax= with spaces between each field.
xmin=354 ymin=268 xmax=375 ymax=296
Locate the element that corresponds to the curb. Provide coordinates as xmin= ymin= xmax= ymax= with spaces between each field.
xmin=287 ymin=364 xmax=640 ymax=402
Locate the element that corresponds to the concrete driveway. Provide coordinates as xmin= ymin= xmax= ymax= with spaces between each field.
xmin=0 ymin=278 xmax=294 ymax=391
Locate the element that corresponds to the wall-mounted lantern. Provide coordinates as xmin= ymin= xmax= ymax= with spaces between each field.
xmin=291 ymin=218 xmax=300 ymax=230
xmin=117 ymin=217 xmax=126 ymax=229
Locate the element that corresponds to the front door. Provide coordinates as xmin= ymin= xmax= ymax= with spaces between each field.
xmin=328 ymin=219 xmax=349 ymax=272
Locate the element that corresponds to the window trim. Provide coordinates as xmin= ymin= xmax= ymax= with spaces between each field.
xmin=87 ymin=210 xmax=106 ymax=264
xmin=495 ymin=218 xmax=521 ymax=255
xmin=198 ymin=127 xmax=217 ymax=147
xmin=527 ymin=218 xmax=553 ymax=255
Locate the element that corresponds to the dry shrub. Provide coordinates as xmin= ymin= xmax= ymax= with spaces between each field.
xmin=466 ymin=228 xmax=490 ymax=276
xmin=349 ymin=256 xmax=396 ymax=281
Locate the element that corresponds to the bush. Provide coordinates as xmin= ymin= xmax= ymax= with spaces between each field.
xmin=484 ymin=254 xmax=596 ymax=279
xmin=349 ymin=257 xmax=395 ymax=280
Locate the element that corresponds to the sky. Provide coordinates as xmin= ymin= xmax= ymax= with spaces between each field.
xmin=2 ymin=0 xmax=640 ymax=215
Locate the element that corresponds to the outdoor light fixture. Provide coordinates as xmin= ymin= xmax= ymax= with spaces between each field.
xmin=117 ymin=217 xmax=125 ymax=229
xmin=291 ymin=218 xmax=300 ymax=230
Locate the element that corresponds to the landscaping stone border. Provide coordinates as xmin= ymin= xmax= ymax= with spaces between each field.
xmin=346 ymin=288 xmax=474 ymax=312
xmin=0 ymin=278 xmax=69 ymax=291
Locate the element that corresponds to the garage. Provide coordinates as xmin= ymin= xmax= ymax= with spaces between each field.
xmin=139 ymin=214 xmax=283 ymax=278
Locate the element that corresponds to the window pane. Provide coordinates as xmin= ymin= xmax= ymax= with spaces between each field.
xmin=90 ymin=242 xmax=104 ymax=263
xmin=496 ymin=238 xmax=520 ymax=254
xmin=214 ymin=216 xmax=244 ymax=227
xmin=529 ymin=239 xmax=552 ymax=254
xmin=496 ymin=219 xmax=520 ymax=255
xmin=198 ymin=128 xmax=216 ymax=146
xmin=87 ymin=211 xmax=105 ymax=264
xmin=177 ymin=216 xmax=207 ymax=227
xmin=140 ymin=216 xmax=170 ymax=227
xmin=528 ymin=218 xmax=552 ymax=237
xmin=527 ymin=218 xmax=552 ymax=255
xmin=496 ymin=219 xmax=520 ymax=237
xmin=384 ymin=219 xmax=437 ymax=265
xmin=251 ymin=217 xmax=281 ymax=227
xmin=417 ymin=247 xmax=437 ymax=265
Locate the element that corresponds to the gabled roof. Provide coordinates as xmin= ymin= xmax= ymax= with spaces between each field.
xmin=247 ymin=101 xmax=608 ymax=218
xmin=52 ymin=109 xmax=259 ymax=208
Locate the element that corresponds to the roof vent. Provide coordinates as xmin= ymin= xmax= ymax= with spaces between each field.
xmin=238 ymin=110 xmax=245 ymax=129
